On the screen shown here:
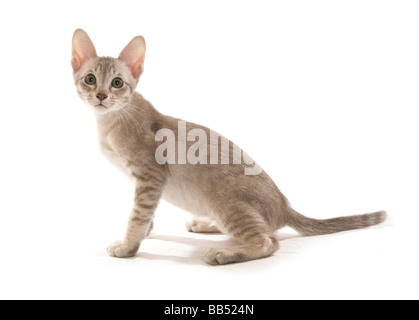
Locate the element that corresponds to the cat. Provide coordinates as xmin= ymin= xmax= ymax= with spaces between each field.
xmin=71 ymin=29 xmax=386 ymax=265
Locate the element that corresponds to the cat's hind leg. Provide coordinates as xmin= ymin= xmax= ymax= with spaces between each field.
xmin=186 ymin=217 xmax=221 ymax=233
xmin=204 ymin=209 xmax=279 ymax=265
xmin=204 ymin=236 xmax=279 ymax=265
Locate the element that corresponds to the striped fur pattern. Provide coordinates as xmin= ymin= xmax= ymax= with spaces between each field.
xmin=72 ymin=29 xmax=386 ymax=265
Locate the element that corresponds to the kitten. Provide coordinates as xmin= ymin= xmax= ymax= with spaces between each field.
xmin=72 ymin=29 xmax=386 ymax=265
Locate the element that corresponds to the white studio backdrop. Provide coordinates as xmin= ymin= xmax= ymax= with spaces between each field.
xmin=0 ymin=0 xmax=418 ymax=299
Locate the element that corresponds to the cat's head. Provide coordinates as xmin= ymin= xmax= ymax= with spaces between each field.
xmin=71 ymin=29 xmax=145 ymax=114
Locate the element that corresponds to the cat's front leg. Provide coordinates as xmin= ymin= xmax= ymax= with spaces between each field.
xmin=108 ymin=176 xmax=164 ymax=258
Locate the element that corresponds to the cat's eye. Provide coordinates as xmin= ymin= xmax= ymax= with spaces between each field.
xmin=112 ymin=77 xmax=124 ymax=89
xmin=85 ymin=74 xmax=96 ymax=85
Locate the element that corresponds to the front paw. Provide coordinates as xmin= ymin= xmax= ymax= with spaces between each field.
xmin=107 ymin=241 xmax=138 ymax=258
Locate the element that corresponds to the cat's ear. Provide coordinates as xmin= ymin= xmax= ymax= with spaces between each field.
xmin=119 ymin=36 xmax=146 ymax=79
xmin=71 ymin=29 xmax=97 ymax=72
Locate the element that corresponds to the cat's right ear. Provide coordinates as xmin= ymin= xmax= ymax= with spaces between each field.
xmin=119 ymin=36 xmax=146 ymax=79
xmin=71 ymin=29 xmax=97 ymax=72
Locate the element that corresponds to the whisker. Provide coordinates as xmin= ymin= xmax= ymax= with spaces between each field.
xmin=121 ymin=108 xmax=142 ymax=135
xmin=120 ymin=111 xmax=131 ymax=136
xmin=115 ymin=110 xmax=129 ymax=136
xmin=125 ymin=104 xmax=147 ymax=117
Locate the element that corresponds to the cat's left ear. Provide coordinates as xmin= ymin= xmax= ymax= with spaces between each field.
xmin=119 ymin=36 xmax=146 ymax=79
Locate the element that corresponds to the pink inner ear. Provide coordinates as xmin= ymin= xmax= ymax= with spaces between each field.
xmin=130 ymin=57 xmax=144 ymax=78
xmin=119 ymin=36 xmax=146 ymax=79
xmin=72 ymin=49 xmax=83 ymax=72
xmin=71 ymin=29 xmax=97 ymax=72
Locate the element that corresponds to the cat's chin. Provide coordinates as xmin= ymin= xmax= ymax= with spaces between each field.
xmin=94 ymin=104 xmax=109 ymax=113
xmin=90 ymin=102 xmax=114 ymax=115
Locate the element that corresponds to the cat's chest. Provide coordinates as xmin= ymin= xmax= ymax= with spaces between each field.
xmin=99 ymin=138 xmax=133 ymax=177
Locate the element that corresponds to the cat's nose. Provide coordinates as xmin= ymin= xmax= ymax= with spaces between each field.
xmin=96 ymin=93 xmax=108 ymax=101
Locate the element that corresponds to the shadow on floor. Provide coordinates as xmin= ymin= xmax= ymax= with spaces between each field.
xmin=132 ymin=231 xmax=301 ymax=266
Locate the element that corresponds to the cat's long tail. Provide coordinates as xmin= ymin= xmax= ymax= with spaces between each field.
xmin=286 ymin=209 xmax=387 ymax=236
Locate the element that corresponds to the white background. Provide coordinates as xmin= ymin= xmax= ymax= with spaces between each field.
xmin=0 ymin=0 xmax=418 ymax=300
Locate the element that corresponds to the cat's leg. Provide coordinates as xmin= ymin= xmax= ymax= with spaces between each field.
xmin=146 ymin=219 xmax=154 ymax=237
xmin=204 ymin=236 xmax=279 ymax=265
xmin=204 ymin=209 xmax=279 ymax=265
xmin=108 ymin=177 xmax=163 ymax=258
xmin=186 ymin=217 xmax=221 ymax=233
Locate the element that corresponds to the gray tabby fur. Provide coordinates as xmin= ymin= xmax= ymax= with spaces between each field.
xmin=72 ymin=29 xmax=386 ymax=265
